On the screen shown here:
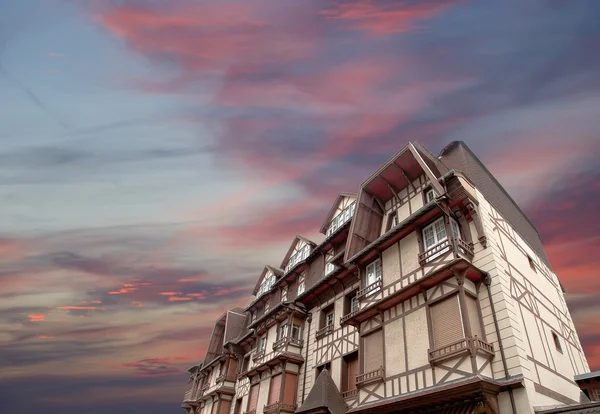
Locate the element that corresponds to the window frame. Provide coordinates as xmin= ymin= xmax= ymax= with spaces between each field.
xmin=425 ymin=188 xmax=437 ymax=204
xmin=365 ymin=259 xmax=382 ymax=288
xmin=552 ymin=331 xmax=563 ymax=354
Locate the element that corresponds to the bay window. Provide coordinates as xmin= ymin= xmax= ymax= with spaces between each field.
xmin=421 ymin=216 xmax=461 ymax=262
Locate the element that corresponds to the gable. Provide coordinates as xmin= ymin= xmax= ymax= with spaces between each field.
xmin=280 ymin=235 xmax=316 ymax=272
xmin=252 ymin=265 xmax=283 ymax=296
xmin=320 ymin=193 xmax=357 ymax=235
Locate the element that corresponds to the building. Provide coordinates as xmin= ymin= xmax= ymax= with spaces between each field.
xmin=181 ymin=141 xmax=597 ymax=414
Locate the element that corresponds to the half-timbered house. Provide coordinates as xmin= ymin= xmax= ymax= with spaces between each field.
xmin=182 ymin=141 xmax=595 ymax=414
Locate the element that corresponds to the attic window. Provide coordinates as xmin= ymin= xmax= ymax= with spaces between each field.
xmin=552 ymin=331 xmax=562 ymax=353
xmin=326 ymin=201 xmax=356 ymax=237
xmin=527 ymin=255 xmax=537 ymax=273
xmin=257 ymin=274 xmax=275 ymax=297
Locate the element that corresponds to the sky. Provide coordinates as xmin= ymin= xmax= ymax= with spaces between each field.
xmin=0 ymin=0 xmax=599 ymax=412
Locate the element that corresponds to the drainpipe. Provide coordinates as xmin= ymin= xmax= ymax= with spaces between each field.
xmin=483 ymin=273 xmax=517 ymax=414
xmin=301 ymin=313 xmax=312 ymax=404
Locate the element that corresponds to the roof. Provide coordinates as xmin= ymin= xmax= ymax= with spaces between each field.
xmin=576 ymin=371 xmax=600 ymax=382
xmin=535 ymin=402 xmax=600 ymax=414
xmin=437 ymin=141 xmax=553 ymax=269
xmin=296 ymin=369 xmax=348 ymax=414
xmin=320 ymin=192 xmax=357 ymax=234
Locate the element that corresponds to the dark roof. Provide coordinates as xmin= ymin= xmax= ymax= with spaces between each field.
xmin=575 ymin=371 xmax=600 ymax=382
xmin=296 ymin=369 xmax=348 ymax=414
xmin=438 ymin=141 xmax=553 ymax=269
xmin=535 ymin=402 xmax=600 ymax=414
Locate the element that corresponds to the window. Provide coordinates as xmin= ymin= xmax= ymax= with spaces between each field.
xmin=326 ymin=311 xmax=334 ymax=327
xmin=386 ymin=211 xmax=398 ymax=232
xmin=552 ymin=331 xmax=563 ymax=353
xmin=298 ymin=281 xmax=305 ymax=295
xmin=325 ymin=261 xmax=336 ymax=275
xmin=290 ymin=324 xmax=301 ymax=339
xmin=342 ymin=352 xmax=359 ymax=392
xmin=344 ymin=291 xmax=359 ymax=315
xmin=281 ymin=286 xmax=288 ymax=302
xmin=528 ymin=255 xmax=537 ymax=273
xmin=258 ymin=336 xmax=267 ymax=352
xmin=265 ymin=302 xmax=270 ymax=313
xmin=279 ymin=323 xmax=289 ymax=339
xmin=425 ymin=188 xmax=437 ymax=203
xmin=241 ymin=356 xmax=250 ymax=373
xmin=317 ymin=362 xmax=331 ymax=377
xmin=298 ymin=273 xmax=306 ymax=295
xmin=423 ymin=217 xmax=447 ymax=250
xmin=268 ymin=373 xmax=282 ymax=404
xmin=234 ymin=398 xmax=243 ymax=414
xmin=247 ymin=383 xmax=260 ymax=412
xmin=366 ymin=259 xmax=382 ymax=287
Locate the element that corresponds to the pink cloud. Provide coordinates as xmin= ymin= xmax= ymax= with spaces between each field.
xmin=168 ymin=296 xmax=192 ymax=302
xmin=29 ymin=314 xmax=45 ymax=322
xmin=37 ymin=335 xmax=55 ymax=339
xmin=321 ymin=0 xmax=464 ymax=35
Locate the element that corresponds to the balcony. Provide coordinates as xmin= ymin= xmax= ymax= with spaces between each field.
xmin=419 ymin=237 xmax=474 ymax=265
xmin=273 ymin=336 xmax=303 ymax=350
xmin=263 ymin=402 xmax=296 ymax=414
xmin=183 ymin=388 xmax=195 ymax=402
xmin=428 ymin=336 xmax=494 ymax=365
xmin=340 ymin=308 xmax=360 ymax=325
xmin=315 ymin=324 xmax=333 ymax=339
xmin=356 ymin=367 xmax=385 ymax=387
xmin=252 ymin=349 xmax=266 ymax=362
xmin=342 ymin=389 xmax=359 ymax=399
xmin=356 ymin=279 xmax=382 ymax=301
xmin=326 ymin=201 xmax=356 ymax=238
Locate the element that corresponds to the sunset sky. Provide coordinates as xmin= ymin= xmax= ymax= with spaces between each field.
xmin=1 ymin=1 xmax=599 ymax=413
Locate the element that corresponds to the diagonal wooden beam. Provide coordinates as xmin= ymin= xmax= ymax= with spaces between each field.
xmin=397 ymin=166 xmax=416 ymax=193
xmin=408 ymin=142 xmax=444 ymax=195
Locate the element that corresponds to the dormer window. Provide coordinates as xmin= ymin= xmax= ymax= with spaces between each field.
xmin=326 ymin=201 xmax=356 ymax=237
xmin=257 ymin=274 xmax=275 ymax=297
xmin=281 ymin=286 xmax=288 ymax=302
xmin=285 ymin=245 xmax=310 ymax=274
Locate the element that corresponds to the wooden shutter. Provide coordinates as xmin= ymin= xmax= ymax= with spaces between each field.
xmin=465 ymin=295 xmax=483 ymax=339
xmin=430 ymin=294 xmax=464 ymax=348
xmin=283 ymin=373 xmax=297 ymax=405
xmin=268 ymin=374 xmax=282 ymax=404
xmin=248 ymin=384 xmax=259 ymax=411
xmin=347 ymin=354 xmax=358 ymax=391
xmin=363 ymin=330 xmax=383 ymax=372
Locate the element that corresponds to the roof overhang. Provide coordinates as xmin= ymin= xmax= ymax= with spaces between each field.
xmin=347 ymin=375 xmax=523 ymax=414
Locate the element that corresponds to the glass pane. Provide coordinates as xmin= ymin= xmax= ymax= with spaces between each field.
xmin=424 ymin=226 xmax=435 ymax=248
xmin=434 ymin=219 xmax=446 ymax=242
xmin=451 ymin=219 xmax=460 ymax=238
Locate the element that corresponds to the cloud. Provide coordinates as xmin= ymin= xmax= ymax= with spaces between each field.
xmin=29 ymin=314 xmax=45 ymax=322
xmin=321 ymin=0 xmax=465 ymax=35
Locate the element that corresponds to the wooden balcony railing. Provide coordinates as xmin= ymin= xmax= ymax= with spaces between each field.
xmin=183 ymin=389 xmax=194 ymax=401
xmin=263 ymin=402 xmax=296 ymax=413
xmin=340 ymin=308 xmax=360 ymax=325
xmin=428 ymin=336 xmax=494 ymax=364
xmin=273 ymin=336 xmax=303 ymax=350
xmin=419 ymin=238 xmax=451 ymax=264
xmin=315 ymin=324 xmax=333 ymax=339
xmin=455 ymin=237 xmax=475 ymax=259
xmin=252 ymin=349 xmax=265 ymax=362
xmin=357 ymin=279 xmax=382 ymax=300
xmin=419 ymin=237 xmax=474 ymax=265
xmin=356 ymin=367 xmax=385 ymax=387
xmin=341 ymin=389 xmax=359 ymax=399
xmin=244 ymin=409 xmax=257 ymax=414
